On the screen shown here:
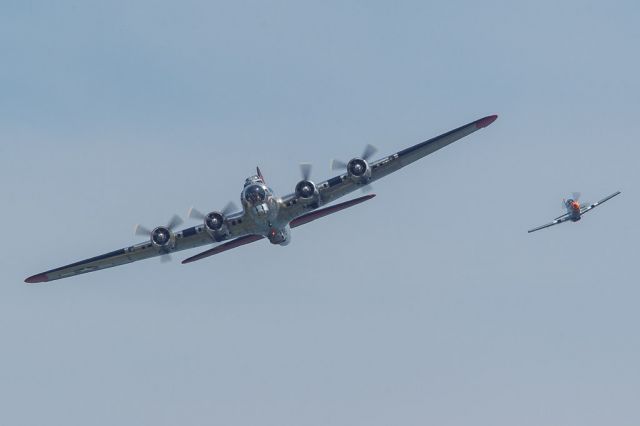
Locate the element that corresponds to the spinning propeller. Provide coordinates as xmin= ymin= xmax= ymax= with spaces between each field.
xmin=187 ymin=201 xmax=238 ymax=222
xmin=295 ymin=162 xmax=318 ymax=199
xmin=330 ymin=144 xmax=377 ymax=192
xmin=330 ymin=144 xmax=377 ymax=171
xmin=134 ymin=214 xmax=183 ymax=262
xmin=300 ymin=162 xmax=313 ymax=181
xmin=563 ymin=192 xmax=590 ymax=210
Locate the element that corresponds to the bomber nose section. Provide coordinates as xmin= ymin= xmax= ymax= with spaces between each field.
xmin=242 ymin=184 xmax=267 ymax=205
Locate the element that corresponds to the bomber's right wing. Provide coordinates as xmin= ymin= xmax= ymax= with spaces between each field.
xmin=24 ymin=210 xmax=256 ymax=283
xmin=527 ymin=215 xmax=572 ymax=233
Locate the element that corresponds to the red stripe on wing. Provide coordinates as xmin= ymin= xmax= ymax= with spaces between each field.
xmin=24 ymin=273 xmax=49 ymax=284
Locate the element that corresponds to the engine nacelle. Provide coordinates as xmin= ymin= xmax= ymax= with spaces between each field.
xmin=150 ymin=226 xmax=176 ymax=249
xmin=295 ymin=179 xmax=318 ymax=201
xmin=203 ymin=211 xmax=228 ymax=238
xmin=347 ymin=158 xmax=372 ymax=184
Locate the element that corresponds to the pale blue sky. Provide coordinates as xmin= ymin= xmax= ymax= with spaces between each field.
xmin=1 ymin=1 xmax=639 ymax=425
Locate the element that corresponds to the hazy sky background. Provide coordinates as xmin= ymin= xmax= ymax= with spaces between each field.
xmin=1 ymin=1 xmax=639 ymax=425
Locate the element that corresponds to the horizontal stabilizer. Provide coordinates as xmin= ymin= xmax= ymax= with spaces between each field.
xmin=290 ymin=194 xmax=376 ymax=228
xmin=182 ymin=234 xmax=264 ymax=264
xmin=182 ymin=194 xmax=376 ymax=264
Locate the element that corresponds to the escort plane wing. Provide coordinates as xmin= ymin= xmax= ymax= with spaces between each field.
xmin=25 ymin=114 xmax=498 ymax=283
xmin=527 ymin=191 xmax=621 ymax=233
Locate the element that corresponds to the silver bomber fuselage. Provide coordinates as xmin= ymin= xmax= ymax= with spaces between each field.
xmin=240 ymin=178 xmax=291 ymax=245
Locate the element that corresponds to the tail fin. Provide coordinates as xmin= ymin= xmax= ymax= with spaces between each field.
xmin=256 ymin=166 xmax=266 ymax=184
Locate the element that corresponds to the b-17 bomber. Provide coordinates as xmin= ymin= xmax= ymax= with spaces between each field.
xmin=25 ymin=114 xmax=498 ymax=283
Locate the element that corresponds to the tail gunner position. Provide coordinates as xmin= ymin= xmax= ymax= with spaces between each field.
xmin=26 ymin=114 xmax=498 ymax=283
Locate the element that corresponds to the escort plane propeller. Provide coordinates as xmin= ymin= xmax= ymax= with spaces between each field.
xmin=25 ymin=114 xmax=498 ymax=283
xmin=527 ymin=191 xmax=621 ymax=233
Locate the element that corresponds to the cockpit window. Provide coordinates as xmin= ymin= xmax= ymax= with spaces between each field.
xmin=244 ymin=184 xmax=267 ymax=204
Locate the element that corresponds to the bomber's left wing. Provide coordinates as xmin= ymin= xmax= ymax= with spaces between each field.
xmin=580 ymin=191 xmax=621 ymax=215
xmin=527 ymin=215 xmax=573 ymax=233
xmin=277 ymin=115 xmax=497 ymax=223
xmin=24 ymin=227 xmax=214 ymax=283
xmin=25 ymin=199 xmax=265 ymax=282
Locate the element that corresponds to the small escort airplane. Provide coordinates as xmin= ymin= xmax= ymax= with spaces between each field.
xmin=25 ymin=114 xmax=498 ymax=283
xmin=527 ymin=191 xmax=621 ymax=233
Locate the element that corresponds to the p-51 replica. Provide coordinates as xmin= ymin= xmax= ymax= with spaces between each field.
xmin=25 ymin=114 xmax=498 ymax=283
xmin=527 ymin=191 xmax=621 ymax=233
